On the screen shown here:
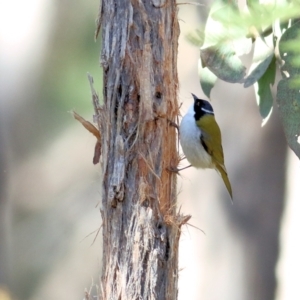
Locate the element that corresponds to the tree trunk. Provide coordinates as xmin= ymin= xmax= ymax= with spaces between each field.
xmin=95 ymin=1 xmax=186 ymax=299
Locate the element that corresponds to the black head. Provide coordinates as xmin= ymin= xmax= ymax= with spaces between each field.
xmin=191 ymin=93 xmax=214 ymax=121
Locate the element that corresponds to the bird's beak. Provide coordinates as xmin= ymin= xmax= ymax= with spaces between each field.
xmin=191 ymin=93 xmax=198 ymax=102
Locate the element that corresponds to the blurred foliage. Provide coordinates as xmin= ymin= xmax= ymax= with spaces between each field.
xmin=189 ymin=0 xmax=300 ymax=159
xmin=39 ymin=2 xmax=102 ymax=138
xmin=12 ymin=0 xmax=102 ymax=160
xmin=277 ymin=21 xmax=300 ymax=159
xmin=5 ymin=1 xmax=103 ymax=299
xmin=256 ymin=55 xmax=276 ymax=124
xmin=200 ymin=42 xmax=246 ymax=83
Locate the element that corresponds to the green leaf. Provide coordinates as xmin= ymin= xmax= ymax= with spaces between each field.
xmin=277 ymin=21 xmax=300 ymax=159
xmin=277 ymin=81 xmax=300 ymax=159
xmin=201 ymin=0 xmax=300 ymax=46
xmin=198 ymin=59 xmax=217 ymax=99
xmin=186 ymin=28 xmax=205 ymax=48
xmin=255 ymin=55 xmax=276 ymax=125
xmin=244 ymin=54 xmax=274 ymax=88
xmin=200 ymin=43 xmax=246 ymax=83
xmin=246 ymin=0 xmax=260 ymax=10
xmin=233 ymin=37 xmax=253 ymax=57
xmin=280 ymin=19 xmax=289 ymax=33
xmin=211 ymin=1 xmax=239 ymax=24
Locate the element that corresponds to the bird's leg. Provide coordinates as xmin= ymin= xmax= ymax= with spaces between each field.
xmin=167 ymin=164 xmax=192 ymax=174
xmin=166 ymin=102 xmax=182 ymax=131
xmin=167 ymin=119 xmax=179 ymax=131
xmin=153 ymin=114 xmax=179 ymax=131
xmin=177 ymin=165 xmax=192 ymax=171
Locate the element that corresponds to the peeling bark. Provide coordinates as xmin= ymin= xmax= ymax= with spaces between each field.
xmin=93 ymin=0 xmax=188 ymax=299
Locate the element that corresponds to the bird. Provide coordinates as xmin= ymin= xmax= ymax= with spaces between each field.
xmin=179 ymin=93 xmax=233 ymax=200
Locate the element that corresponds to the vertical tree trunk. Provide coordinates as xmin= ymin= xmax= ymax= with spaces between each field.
xmin=95 ymin=1 xmax=186 ymax=299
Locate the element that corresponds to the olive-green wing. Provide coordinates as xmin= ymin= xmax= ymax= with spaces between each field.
xmin=196 ymin=115 xmax=225 ymax=167
xmin=197 ymin=115 xmax=233 ymax=199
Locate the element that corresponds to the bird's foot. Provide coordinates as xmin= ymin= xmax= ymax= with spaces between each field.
xmin=167 ymin=119 xmax=179 ymax=131
xmin=167 ymin=164 xmax=192 ymax=174
xmin=167 ymin=166 xmax=181 ymax=174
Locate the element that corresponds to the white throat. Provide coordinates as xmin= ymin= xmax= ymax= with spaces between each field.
xmin=179 ymin=104 xmax=213 ymax=169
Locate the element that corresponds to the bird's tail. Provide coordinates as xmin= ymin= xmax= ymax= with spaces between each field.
xmin=215 ymin=163 xmax=233 ymax=201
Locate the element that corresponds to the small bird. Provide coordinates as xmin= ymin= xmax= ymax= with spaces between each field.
xmin=179 ymin=93 xmax=233 ymax=199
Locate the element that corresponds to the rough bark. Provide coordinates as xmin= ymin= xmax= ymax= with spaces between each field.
xmin=94 ymin=1 xmax=186 ymax=299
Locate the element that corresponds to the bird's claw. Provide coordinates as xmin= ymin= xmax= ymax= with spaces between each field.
xmin=167 ymin=119 xmax=179 ymax=131
xmin=166 ymin=166 xmax=180 ymax=174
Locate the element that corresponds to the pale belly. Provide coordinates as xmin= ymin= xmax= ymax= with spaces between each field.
xmin=179 ymin=115 xmax=213 ymax=169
